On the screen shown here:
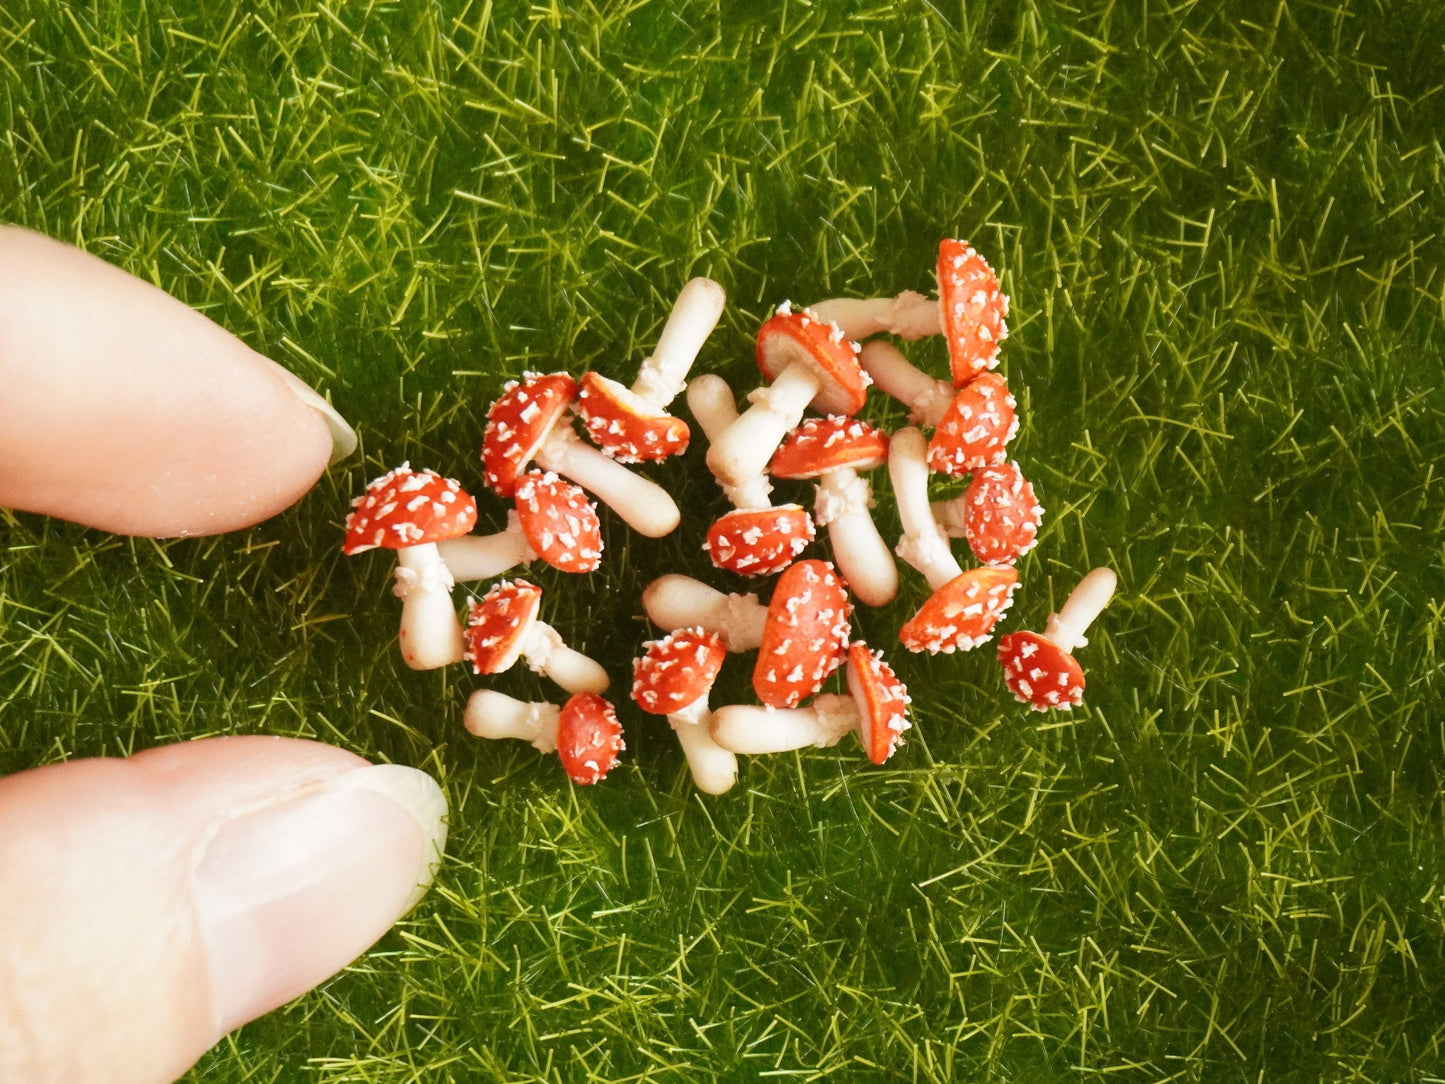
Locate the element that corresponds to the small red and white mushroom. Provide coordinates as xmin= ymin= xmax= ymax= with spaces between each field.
xmin=710 ymin=641 xmax=911 ymax=765
xmin=859 ymin=339 xmax=1018 ymax=476
xmin=930 ymin=461 xmax=1043 ymax=567
xmin=464 ymin=689 xmax=625 ymax=784
xmin=576 ymin=277 xmax=726 ymax=463
xmin=889 ymin=427 xmax=1018 ymax=653
xmin=769 ymin=415 xmax=896 ymax=607
xmin=343 ymin=463 xmax=477 ymax=670
xmin=689 ymin=373 xmax=815 ymax=577
xmin=464 ymin=579 xmax=610 ymax=694
xmin=704 ymin=303 xmax=869 ymax=491
xmin=482 ymin=372 xmax=679 ymax=538
xmin=438 ymin=470 xmax=603 ymax=580
xmin=631 ymin=627 xmax=737 ymax=794
xmin=998 ymin=567 xmax=1117 ymax=711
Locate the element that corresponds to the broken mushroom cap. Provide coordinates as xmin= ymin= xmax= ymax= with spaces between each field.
xmin=926 ymin=371 xmax=1019 ymax=476
xmin=962 ymin=461 xmax=1043 ymax=567
xmin=753 ymin=558 xmax=852 ymax=708
xmin=481 ymin=372 xmax=579 ymax=496
xmin=555 ymin=692 xmax=626 ymax=784
xmin=576 ymin=371 xmax=690 ymax=463
xmin=343 ymin=463 xmax=477 ymax=556
xmin=899 ymin=565 xmax=1019 ymax=655
xmin=845 ymin=641 xmax=912 ymax=765
xmin=703 ymin=506 xmax=815 ymax=577
xmin=514 ymin=469 xmax=603 ymax=573
xmin=937 ymin=239 xmax=1009 ymax=387
xmin=998 ymin=567 xmax=1117 ymax=711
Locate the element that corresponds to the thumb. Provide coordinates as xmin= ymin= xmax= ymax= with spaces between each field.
xmin=0 ymin=736 xmax=447 ymax=1084
xmin=0 ymin=225 xmax=357 ymax=537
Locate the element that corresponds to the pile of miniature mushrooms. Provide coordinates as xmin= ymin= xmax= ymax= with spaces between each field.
xmin=343 ymin=240 xmax=1117 ymax=794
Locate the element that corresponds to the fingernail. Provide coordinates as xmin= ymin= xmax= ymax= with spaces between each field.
xmin=277 ymin=370 xmax=359 ymax=464
xmin=192 ymin=764 xmax=446 ymax=1034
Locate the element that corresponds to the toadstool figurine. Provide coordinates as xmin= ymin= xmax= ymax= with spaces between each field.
xmin=631 ymin=627 xmax=737 ymax=794
xmin=464 ymin=579 xmax=610 ymax=694
xmin=931 ymin=461 xmax=1043 ymax=567
xmin=751 ymin=559 xmax=852 ymax=709
xmin=464 ymin=689 xmax=625 ymax=784
xmin=998 ymin=567 xmax=1117 ymax=711
xmin=439 ymin=470 xmax=603 ymax=581
xmin=343 ymin=463 xmax=477 ymax=670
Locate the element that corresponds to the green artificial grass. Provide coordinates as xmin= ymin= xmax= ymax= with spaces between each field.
xmin=4 ymin=0 xmax=1445 ymax=1079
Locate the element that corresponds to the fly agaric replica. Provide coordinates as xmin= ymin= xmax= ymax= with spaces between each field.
xmin=998 ymin=567 xmax=1117 ymax=711
xmin=439 ymin=470 xmax=603 ymax=581
xmin=464 ymin=689 xmax=625 ymax=784
xmin=689 ymin=374 xmax=815 ymax=577
xmin=859 ymin=339 xmax=1018 ymax=476
xmin=576 ymin=277 xmax=726 ymax=463
xmin=711 ymin=641 xmax=911 ymax=765
xmin=631 ymin=627 xmax=737 ymax=794
xmin=808 ymin=238 xmax=1009 ymax=387
xmin=704 ymin=303 xmax=869 ymax=490
xmin=482 ymin=372 xmax=679 ymax=538
xmin=889 ymin=427 xmax=1018 ymax=653
xmin=343 ymin=463 xmax=478 ymax=670
xmin=931 ymin=461 xmax=1043 ymax=567
xmin=464 ymin=579 xmax=610 ymax=694
xmin=769 ymin=415 xmax=897 ymax=607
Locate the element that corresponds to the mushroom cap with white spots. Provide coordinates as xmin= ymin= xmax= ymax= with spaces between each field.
xmin=481 ymin=372 xmax=578 ymax=496
xmin=756 ymin=305 xmax=870 ymax=416
xmin=998 ymin=630 xmax=1085 ymax=711
xmin=631 ymin=627 xmax=727 ymax=716
xmin=576 ymin=371 xmax=690 ymax=463
xmin=769 ymin=415 xmax=889 ymax=479
xmin=343 ymin=463 xmax=477 ymax=555
xmin=963 ymin=461 xmax=1043 ymax=567
xmin=845 ymin=641 xmax=912 ymax=765
xmin=926 ymin=371 xmax=1019 ymax=476
xmin=463 ymin=579 xmax=543 ymax=674
xmin=899 ymin=566 xmax=1018 ymax=655
xmin=936 ymin=239 xmax=1009 ymax=387
xmin=753 ymin=559 xmax=852 ymax=709
xmin=703 ymin=506 xmax=815 ymax=577
xmin=556 ymin=692 xmax=626 ymax=784
xmin=514 ymin=470 xmax=604 ymax=574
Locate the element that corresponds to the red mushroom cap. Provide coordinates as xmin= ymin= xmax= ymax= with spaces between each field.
xmin=631 ymin=627 xmax=727 ymax=715
xmin=936 ymin=239 xmax=1009 ymax=387
xmin=514 ymin=470 xmax=603 ymax=573
xmin=769 ymin=416 xmax=889 ymax=479
xmin=343 ymin=463 xmax=478 ymax=555
xmin=926 ymin=372 xmax=1019 ymax=476
xmin=899 ymin=566 xmax=1018 ymax=654
xmin=481 ymin=372 xmax=579 ymax=496
xmin=753 ymin=559 xmax=852 ymax=708
xmin=998 ymin=630 xmax=1085 ymax=711
xmin=703 ymin=506 xmax=815 ymax=577
xmin=963 ymin=461 xmax=1043 ymax=566
xmin=576 ymin=371 xmax=690 ymax=463
xmin=845 ymin=641 xmax=911 ymax=765
xmin=756 ymin=305 xmax=869 ymax=416
xmin=556 ymin=692 xmax=626 ymax=784
xmin=463 ymin=579 xmax=543 ymax=674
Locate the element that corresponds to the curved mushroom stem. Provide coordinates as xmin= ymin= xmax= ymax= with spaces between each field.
xmin=666 ymin=697 xmax=738 ymax=795
xmin=391 ymin=542 xmax=464 ymax=670
xmin=642 ymin=574 xmax=768 ymax=652
xmin=463 ymin=689 xmax=560 ymax=753
xmin=709 ymin=695 xmax=858 ymax=754
xmin=1043 ymin=567 xmax=1118 ymax=654
xmin=814 ymin=467 xmax=898 ymax=607
xmin=888 ymin=428 xmax=963 ymax=590
xmin=859 ymin=340 xmax=955 ymax=427
xmin=519 ymin=620 xmax=610 ymax=694
xmin=687 ymin=374 xmax=773 ymax=509
xmin=705 ymin=362 xmax=822 ymax=490
xmin=633 ymin=277 xmax=727 ymax=408
xmin=436 ymin=510 xmax=536 ymax=580
xmin=807 ymin=291 xmax=941 ymax=342
xmin=536 ymin=423 xmax=680 ymax=538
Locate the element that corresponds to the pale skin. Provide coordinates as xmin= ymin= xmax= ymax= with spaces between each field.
xmin=0 ymin=227 xmax=446 ymax=1084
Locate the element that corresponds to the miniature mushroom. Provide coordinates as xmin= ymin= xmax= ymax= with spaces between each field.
xmin=769 ymin=415 xmax=897 ymax=607
xmin=859 ymin=340 xmax=1018 ymax=476
xmin=631 ymin=627 xmax=737 ymax=794
xmin=439 ymin=470 xmax=603 ymax=580
xmin=689 ymin=373 xmax=815 ymax=577
xmin=576 ymin=277 xmax=726 ymax=463
xmin=932 ymin=461 xmax=1043 ymax=567
xmin=704 ymin=302 xmax=869 ymax=490
xmin=998 ymin=567 xmax=1117 ymax=711
xmin=464 ymin=688 xmax=625 ymax=784
xmin=888 ymin=427 xmax=1018 ymax=653
xmin=343 ymin=463 xmax=477 ymax=670
xmin=641 ymin=574 xmax=770 ymax=652
xmin=464 ymin=579 xmax=610 ymax=694
xmin=752 ymin=558 xmax=852 ymax=708
xmin=481 ymin=372 xmax=680 ymax=537
xmin=711 ymin=641 xmax=911 ymax=765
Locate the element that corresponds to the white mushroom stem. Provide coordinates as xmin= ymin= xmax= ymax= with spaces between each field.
xmin=536 ymin=421 xmax=680 ymax=538
xmin=858 ymin=340 xmax=955 ymax=426
xmin=667 ymin=695 xmax=738 ymax=795
xmin=687 ymin=374 xmax=772 ymax=509
xmin=641 ymin=574 xmax=768 ymax=652
xmin=807 ymin=291 xmax=941 ymax=343
xmin=436 ymin=510 xmax=535 ymax=580
xmin=517 ymin=620 xmax=610 ymax=694
xmin=1043 ymin=567 xmax=1118 ymax=654
xmin=705 ymin=362 xmax=822 ymax=490
xmin=463 ymin=689 xmax=560 ymax=752
xmin=391 ymin=542 xmax=464 ymax=670
xmin=888 ymin=427 xmax=963 ymax=590
xmin=710 ymin=696 xmax=858 ymax=754
xmin=633 ymin=277 xmax=727 ymax=408
xmin=813 ymin=468 xmax=897 ymax=608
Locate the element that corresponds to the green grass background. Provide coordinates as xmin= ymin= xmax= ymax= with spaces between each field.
xmin=4 ymin=0 xmax=1445 ymax=1079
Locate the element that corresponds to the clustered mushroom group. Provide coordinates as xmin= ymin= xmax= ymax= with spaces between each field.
xmin=343 ymin=242 xmax=1117 ymax=793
